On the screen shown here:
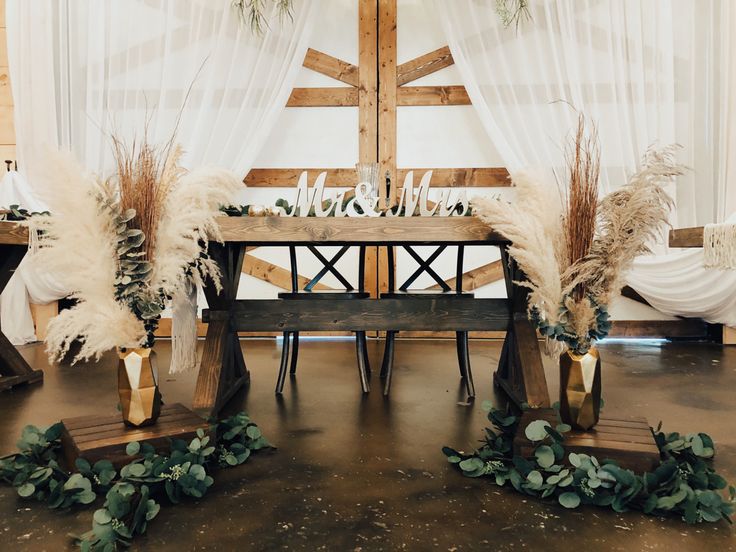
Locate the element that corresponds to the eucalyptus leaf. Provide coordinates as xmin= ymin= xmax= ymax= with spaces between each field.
xmin=534 ymin=445 xmax=555 ymax=469
xmin=558 ymin=492 xmax=581 ymax=509
xmin=524 ymin=420 xmax=551 ymax=442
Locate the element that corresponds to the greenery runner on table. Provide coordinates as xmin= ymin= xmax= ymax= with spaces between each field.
xmin=0 ymin=412 xmax=270 ymax=551
xmin=443 ymin=402 xmax=735 ymax=524
xmin=220 ymin=199 xmax=472 ymax=217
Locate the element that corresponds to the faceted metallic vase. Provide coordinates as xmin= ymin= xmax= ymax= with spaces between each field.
xmin=559 ymin=347 xmax=601 ymax=431
xmin=117 ymin=347 xmax=162 ymax=427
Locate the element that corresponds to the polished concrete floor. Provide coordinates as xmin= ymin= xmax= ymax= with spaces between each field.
xmin=1 ymin=338 xmax=735 ymax=551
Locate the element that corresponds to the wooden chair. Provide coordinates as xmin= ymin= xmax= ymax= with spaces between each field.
xmin=276 ymin=245 xmax=371 ymax=394
xmin=380 ymin=245 xmax=475 ymax=397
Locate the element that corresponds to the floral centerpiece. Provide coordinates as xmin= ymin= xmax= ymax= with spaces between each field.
xmin=35 ymin=137 xmax=239 ymax=426
xmin=472 ymin=116 xmax=680 ymax=428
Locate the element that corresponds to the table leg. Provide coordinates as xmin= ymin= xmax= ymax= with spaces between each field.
xmin=494 ymin=246 xmax=550 ymax=409
xmin=0 ymin=245 xmax=44 ymax=391
xmin=192 ymin=243 xmax=249 ymax=415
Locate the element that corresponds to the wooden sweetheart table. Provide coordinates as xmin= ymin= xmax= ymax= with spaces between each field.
xmin=0 ymin=222 xmax=44 ymax=390
xmin=194 ymin=217 xmax=550 ymax=415
xmin=0 ymin=219 xmax=550 ymax=413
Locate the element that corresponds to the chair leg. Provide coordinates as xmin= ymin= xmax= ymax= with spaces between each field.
xmin=456 ymin=331 xmax=466 ymax=379
xmin=457 ymin=331 xmax=475 ymax=398
xmin=380 ymin=331 xmax=396 ymax=379
xmin=360 ymin=331 xmax=371 ymax=378
xmin=382 ymin=331 xmax=397 ymax=395
xmin=355 ymin=331 xmax=370 ymax=393
xmin=289 ymin=331 xmax=299 ymax=375
xmin=276 ymin=331 xmax=291 ymax=394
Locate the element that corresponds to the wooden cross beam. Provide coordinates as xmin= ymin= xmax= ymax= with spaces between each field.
xmin=244 ymin=167 xmax=510 ymax=187
xmin=425 ymin=259 xmax=504 ymax=291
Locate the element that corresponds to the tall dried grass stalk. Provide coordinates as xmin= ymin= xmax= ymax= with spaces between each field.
xmin=562 ymin=114 xmax=600 ymax=299
xmin=111 ymin=133 xmax=178 ymax=260
xmin=472 ymin=117 xmax=677 ymax=355
xmin=564 ymin=145 xmax=680 ymax=305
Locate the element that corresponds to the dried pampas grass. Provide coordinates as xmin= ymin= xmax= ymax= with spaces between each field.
xmin=472 ymin=118 xmax=678 ymax=355
xmin=473 ymin=169 xmax=565 ymax=327
xmin=150 ymin=164 xmax=241 ymax=375
xmin=565 ymin=145 xmax=680 ymax=306
xmin=34 ymin=150 xmax=146 ymax=362
xmin=37 ymin=133 xmax=240 ymax=365
xmin=149 ymin=165 xmax=241 ymax=299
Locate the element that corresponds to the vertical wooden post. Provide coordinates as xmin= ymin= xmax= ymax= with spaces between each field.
xmin=359 ymin=0 xmax=379 ymax=298
xmin=377 ymin=0 xmax=397 ymax=296
xmin=494 ymin=246 xmax=550 ymax=409
xmin=378 ymin=0 xmax=397 ymax=207
xmin=192 ymin=243 xmax=249 ymax=415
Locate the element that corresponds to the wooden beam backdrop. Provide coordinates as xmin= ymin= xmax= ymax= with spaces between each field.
xmin=397 ymin=45 xmax=454 ymax=86
xmin=287 ymin=87 xmax=358 ymax=107
xmin=377 ymin=0 xmax=397 ymax=299
xmin=669 ymin=226 xmax=704 ymax=248
xmin=244 ymin=167 xmax=510 ymax=187
xmin=397 ymin=85 xmax=471 ymax=106
xmin=359 ymin=0 xmax=379 ymax=299
xmin=302 ymin=48 xmax=359 ymax=87
xmin=426 ymin=260 xmax=504 ymax=291
xmin=242 ymin=254 xmax=332 ymax=291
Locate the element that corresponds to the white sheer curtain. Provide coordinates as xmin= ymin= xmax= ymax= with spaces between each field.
xmin=435 ymin=0 xmax=736 ymax=325
xmin=1 ymin=0 xmax=318 ymax=343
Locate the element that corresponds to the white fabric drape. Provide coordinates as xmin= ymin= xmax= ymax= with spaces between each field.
xmin=2 ymin=0 xmax=318 ymax=344
xmin=436 ymin=0 xmax=736 ymax=325
xmin=0 ymin=171 xmax=63 ymax=344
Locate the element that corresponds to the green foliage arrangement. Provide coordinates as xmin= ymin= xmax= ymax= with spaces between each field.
xmin=443 ymin=403 xmax=735 ymax=524
xmin=232 ymin=0 xmax=293 ymax=35
xmin=220 ymin=200 xmax=472 ymax=218
xmin=0 ymin=412 xmax=271 ymax=550
xmin=0 ymin=204 xmax=49 ymax=221
xmin=495 ymin=0 xmax=532 ymax=30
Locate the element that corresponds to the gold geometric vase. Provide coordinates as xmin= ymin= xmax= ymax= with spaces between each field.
xmin=117 ymin=347 xmax=162 ymax=427
xmin=559 ymin=347 xmax=602 ymax=431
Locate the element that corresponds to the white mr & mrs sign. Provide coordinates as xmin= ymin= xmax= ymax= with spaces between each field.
xmin=283 ymin=170 xmax=469 ymax=217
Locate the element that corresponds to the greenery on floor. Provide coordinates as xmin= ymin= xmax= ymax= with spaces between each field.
xmin=443 ymin=402 xmax=735 ymax=524
xmin=0 ymin=412 xmax=270 ymax=550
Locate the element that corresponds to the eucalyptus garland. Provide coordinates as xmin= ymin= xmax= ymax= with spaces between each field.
xmin=0 ymin=203 xmax=49 ymax=221
xmin=529 ymin=294 xmax=612 ymax=354
xmin=220 ymin=200 xmax=472 ymax=218
xmin=443 ymin=403 xmax=735 ymax=524
xmin=0 ymin=412 xmax=271 ymax=550
xmin=98 ymin=195 xmax=164 ymax=347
